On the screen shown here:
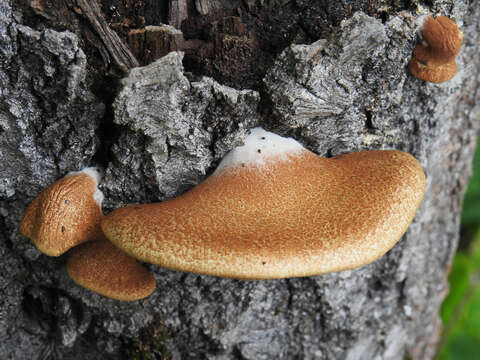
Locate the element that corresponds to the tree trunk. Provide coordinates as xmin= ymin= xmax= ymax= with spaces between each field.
xmin=1 ymin=0 xmax=479 ymax=359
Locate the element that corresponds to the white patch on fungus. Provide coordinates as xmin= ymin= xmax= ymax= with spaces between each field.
xmin=66 ymin=167 xmax=104 ymax=206
xmin=214 ymin=127 xmax=306 ymax=173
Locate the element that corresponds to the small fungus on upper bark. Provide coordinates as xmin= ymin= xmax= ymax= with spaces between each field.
xmin=101 ymin=128 xmax=426 ymax=280
xmin=19 ymin=168 xmax=104 ymax=256
xmin=409 ymin=15 xmax=462 ymax=83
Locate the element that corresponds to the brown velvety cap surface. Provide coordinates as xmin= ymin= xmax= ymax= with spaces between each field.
xmin=102 ymin=150 xmax=426 ymax=279
xmin=20 ymin=172 xmax=103 ymax=256
xmin=418 ymin=16 xmax=462 ymax=65
xmin=409 ymin=15 xmax=462 ymax=83
xmin=67 ymin=238 xmax=156 ymax=301
xmin=408 ymin=58 xmax=457 ymax=83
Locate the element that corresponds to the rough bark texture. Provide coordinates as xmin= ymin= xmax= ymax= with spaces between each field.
xmin=1 ymin=0 xmax=480 ymax=359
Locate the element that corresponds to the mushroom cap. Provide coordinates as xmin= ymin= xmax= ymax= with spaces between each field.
xmin=101 ymin=128 xmax=426 ymax=279
xmin=67 ymin=238 xmax=156 ymax=301
xmin=408 ymin=58 xmax=457 ymax=83
xmin=418 ymin=16 xmax=462 ymax=65
xmin=409 ymin=16 xmax=462 ymax=83
xmin=19 ymin=168 xmax=104 ymax=256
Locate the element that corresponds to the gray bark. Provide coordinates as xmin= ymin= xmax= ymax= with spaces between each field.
xmin=1 ymin=0 xmax=480 ymax=359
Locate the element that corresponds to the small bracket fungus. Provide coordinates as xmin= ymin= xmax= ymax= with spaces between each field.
xmin=20 ymin=168 xmax=105 ymax=256
xmin=101 ymin=128 xmax=426 ymax=280
xmin=409 ymin=15 xmax=462 ymax=83
xmin=67 ymin=238 xmax=156 ymax=301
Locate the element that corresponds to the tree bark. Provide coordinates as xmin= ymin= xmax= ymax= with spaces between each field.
xmin=1 ymin=0 xmax=479 ymax=359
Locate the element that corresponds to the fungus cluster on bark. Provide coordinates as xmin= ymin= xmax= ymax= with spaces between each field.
xmin=20 ymin=128 xmax=426 ymax=299
xmin=409 ymin=15 xmax=462 ymax=83
xmin=19 ymin=168 xmax=156 ymax=301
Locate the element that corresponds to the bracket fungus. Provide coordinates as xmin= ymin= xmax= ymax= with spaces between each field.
xmin=102 ymin=128 xmax=426 ymax=280
xmin=67 ymin=238 xmax=156 ymax=301
xmin=20 ymin=167 xmax=156 ymax=300
xmin=409 ymin=15 xmax=462 ymax=83
xmin=20 ymin=168 xmax=105 ymax=256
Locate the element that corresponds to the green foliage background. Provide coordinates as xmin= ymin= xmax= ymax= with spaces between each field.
xmin=438 ymin=139 xmax=480 ymax=359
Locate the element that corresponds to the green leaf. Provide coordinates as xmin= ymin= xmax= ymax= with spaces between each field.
xmin=440 ymin=254 xmax=473 ymax=324
xmin=462 ymin=285 xmax=480 ymax=337
xmin=440 ymin=333 xmax=480 ymax=360
xmin=461 ymin=139 xmax=480 ymax=228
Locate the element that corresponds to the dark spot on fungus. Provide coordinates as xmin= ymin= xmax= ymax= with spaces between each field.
xmin=257 ymin=149 xmax=261 ymax=153
xmin=262 ymin=261 xmax=267 ymax=265
xmin=261 ymin=137 xmax=266 ymax=140
xmin=65 ymin=199 xmax=70 ymax=204
xmin=61 ymin=226 xmax=66 ymax=233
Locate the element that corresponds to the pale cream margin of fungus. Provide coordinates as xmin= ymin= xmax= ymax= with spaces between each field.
xmin=102 ymin=127 xmax=426 ymax=280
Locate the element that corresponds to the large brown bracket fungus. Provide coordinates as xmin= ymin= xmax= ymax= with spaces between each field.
xmin=19 ymin=168 xmax=156 ymax=301
xmin=102 ymin=128 xmax=426 ymax=280
xmin=409 ymin=15 xmax=462 ymax=83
